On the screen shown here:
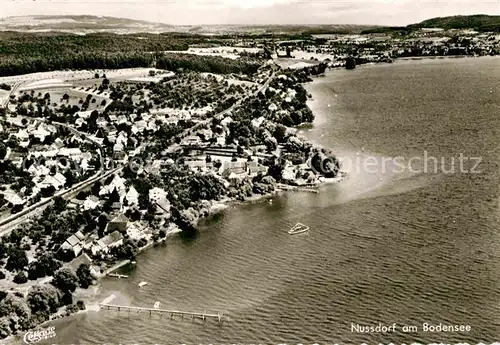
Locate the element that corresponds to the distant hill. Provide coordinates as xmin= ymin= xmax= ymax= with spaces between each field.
xmin=362 ymin=14 xmax=500 ymax=34
xmin=2 ymin=14 xmax=500 ymax=36
xmin=0 ymin=15 xmax=176 ymax=34
xmin=0 ymin=15 xmax=379 ymax=35
xmin=408 ymin=15 xmax=500 ymax=31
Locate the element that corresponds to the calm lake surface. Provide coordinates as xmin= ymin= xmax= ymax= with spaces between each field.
xmin=17 ymin=57 xmax=500 ymax=344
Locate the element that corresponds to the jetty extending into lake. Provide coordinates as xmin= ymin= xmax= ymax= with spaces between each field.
xmin=276 ymin=184 xmax=319 ymax=193
xmin=99 ymin=303 xmax=227 ymax=322
xmin=107 ymin=273 xmax=128 ymax=279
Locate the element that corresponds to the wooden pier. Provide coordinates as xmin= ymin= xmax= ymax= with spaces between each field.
xmin=276 ymin=184 xmax=319 ymax=193
xmin=99 ymin=303 xmax=227 ymax=322
xmin=107 ymin=273 xmax=128 ymax=279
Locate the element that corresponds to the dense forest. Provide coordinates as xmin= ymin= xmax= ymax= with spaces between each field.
xmin=156 ymin=54 xmax=260 ymax=75
xmin=0 ymin=32 xmax=260 ymax=76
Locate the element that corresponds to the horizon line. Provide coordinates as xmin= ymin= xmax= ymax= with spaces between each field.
xmin=1 ymin=13 xmax=497 ymax=28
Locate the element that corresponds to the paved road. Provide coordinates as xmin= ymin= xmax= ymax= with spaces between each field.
xmin=0 ymin=167 xmax=119 ymax=235
xmin=1 ymin=82 xmax=22 ymax=109
xmin=0 ymin=71 xmax=277 ymax=235
xmin=0 ymin=116 xmax=108 ymax=235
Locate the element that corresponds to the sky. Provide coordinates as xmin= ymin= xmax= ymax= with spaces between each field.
xmin=0 ymin=0 xmax=499 ymax=26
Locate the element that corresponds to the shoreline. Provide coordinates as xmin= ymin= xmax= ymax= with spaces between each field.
xmin=0 ymin=65 xmax=348 ymax=342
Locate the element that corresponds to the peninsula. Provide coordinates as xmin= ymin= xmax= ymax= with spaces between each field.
xmin=0 ymin=13 xmax=499 ymax=339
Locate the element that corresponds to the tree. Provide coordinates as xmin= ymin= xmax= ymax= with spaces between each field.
xmin=110 ymin=239 xmax=138 ymax=260
xmin=0 ymin=293 xmax=30 ymax=331
xmin=273 ymin=124 xmax=287 ymax=143
xmin=53 ymin=196 xmax=67 ymax=213
xmin=13 ymin=271 xmax=28 ymax=284
xmin=126 ymin=208 xmax=141 ymax=222
xmin=76 ymin=300 xmax=85 ymax=310
xmin=109 ymin=187 xmax=120 ymax=203
xmin=52 ymin=268 xmax=78 ymax=293
xmin=76 ymin=264 xmax=93 ymax=289
xmin=91 ymin=181 xmax=102 ymax=196
xmin=26 ymin=285 xmax=60 ymax=315
xmin=40 ymin=186 xmax=56 ymax=198
xmin=76 ymin=191 xmax=89 ymax=200
xmin=27 ymin=254 xmax=62 ymax=280
xmin=0 ymin=317 xmax=9 ymax=339
xmin=264 ymin=136 xmax=278 ymax=152
xmin=6 ymin=248 xmax=28 ymax=272
xmin=345 ymin=56 xmax=356 ymax=70
xmin=0 ymin=143 xmax=6 ymax=160
xmin=64 ymin=170 xmax=77 ymax=188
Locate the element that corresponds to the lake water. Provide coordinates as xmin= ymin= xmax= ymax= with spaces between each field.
xmin=13 ymin=57 xmax=500 ymax=344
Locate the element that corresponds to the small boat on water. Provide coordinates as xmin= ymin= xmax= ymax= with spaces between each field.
xmin=138 ymin=281 xmax=148 ymax=287
xmin=288 ymin=223 xmax=309 ymax=235
xmin=153 ymin=301 xmax=160 ymax=309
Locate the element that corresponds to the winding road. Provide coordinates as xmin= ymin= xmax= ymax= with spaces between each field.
xmin=0 ymin=70 xmax=277 ymax=235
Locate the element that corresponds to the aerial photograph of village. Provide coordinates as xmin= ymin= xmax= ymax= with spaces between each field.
xmin=0 ymin=0 xmax=499 ymax=344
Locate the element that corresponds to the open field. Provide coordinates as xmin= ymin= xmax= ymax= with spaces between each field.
xmin=0 ymin=68 xmax=168 ymax=86
xmin=162 ymin=46 xmax=262 ymax=60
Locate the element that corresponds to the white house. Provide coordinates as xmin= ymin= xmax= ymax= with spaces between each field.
xmin=91 ymin=231 xmax=124 ymax=256
xmin=51 ymin=138 xmax=65 ymax=150
xmin=220 ymin=117 xmax=233 ymax=127
xmin=126 ymin=222 xmax=146 ymax=241
xmin=16 ymin=129 xmax=29 ymax=140
xmin=68 ymin=253 xmax=100 ymax=277
xmin=181 ymin=135 xmax=202 ymax=146
xmin=75 ymin=118 xmax=86 ymax=127
xmin=59 ymin=148 xmax=82 ymax=159
xmin=32 ymin=125 xmax=51 ymax=142
xmin=99 ymin=175 xmax=126 ymax=198
xmin=251 ymin=116 xmax=265 ymax=129
xmin=60 ymin=231 xmax=86 ymax=256
xmin=113 ymin=142 xmax=124 ymax=153
xmin=125 ymin=186 xmax=139 ymax=206
xmin=39 ymin=173 xmax=66 ymax=189
xmin=3 ymin=191 xmax=25 ymax=206
xmin=149 ymin=187 xmax=168 ymax=204
xmin=83 ymin=195 xmax=100 ymax=211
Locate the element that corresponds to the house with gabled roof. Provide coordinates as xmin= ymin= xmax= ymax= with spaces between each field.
xmin=91 ymin=230 xmax=124 ymax=255
xmin=105 ymin=213 xmax=129 ymax=233
xmin=99 ymin=174 xmax=126 ymax=198
xmin=60 ymin=230 xmax=86 ymax=256
xmin=39 ymin=172 xmax=66 ymax=189
xmin=220 ymin=161 xmax=246 ymax=177
xmin=113 ymin=142 xmax=124 ymax=153
xmin=83 ymin=195 xmax=100 ymax=211
xmin=126 ymin=222 xmax=147 ymax=241
xmin=3 ymin=191 xmax=25 ymax=206
xmin=32 ymin=124 xmax=51 ymax=142
xmin=51 ymin=138 xmax=65 ymax=150
xmin=125 ymin=186 xmax=139 ymax=206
